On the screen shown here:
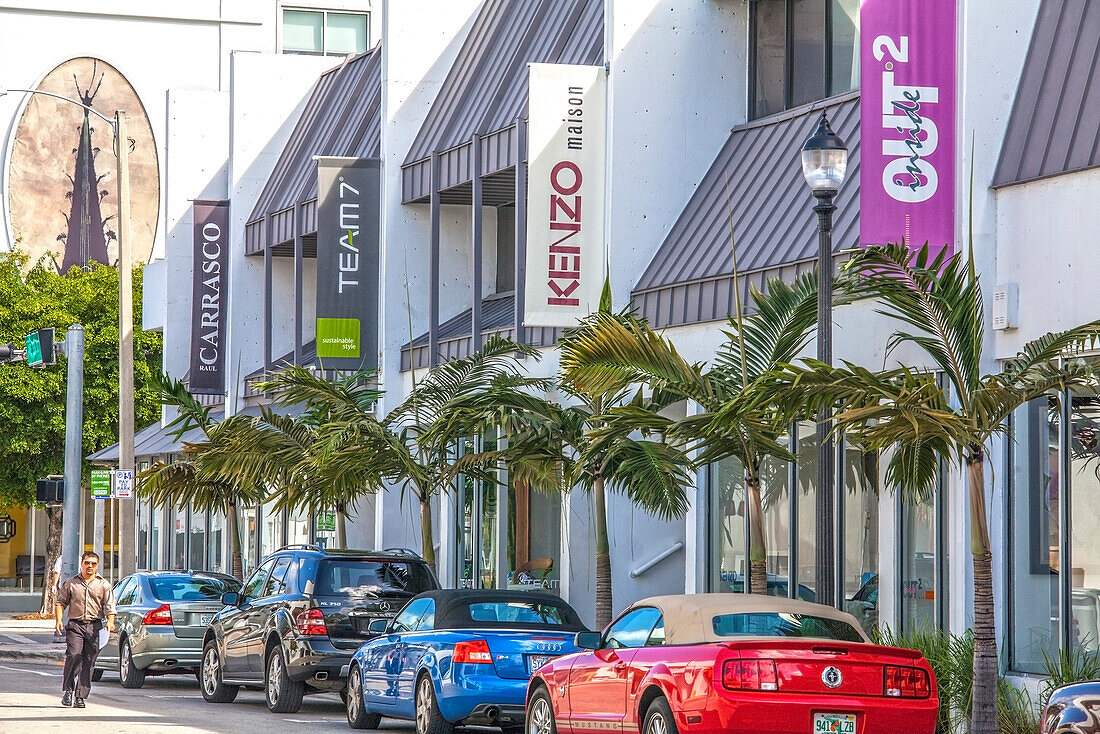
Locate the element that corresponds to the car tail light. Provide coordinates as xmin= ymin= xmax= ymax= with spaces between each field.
xmin=721 ymin=659 xmax=778 ymax=691
xmin=295 ymin=608 xmax=328 ymax=637
xmin=142 ymin=603 xmax=172 ymax=626
xmin=884 ymin=665 xmax=931 ymax=698
xmin=453 ymin=640 xmax=493 ymax=664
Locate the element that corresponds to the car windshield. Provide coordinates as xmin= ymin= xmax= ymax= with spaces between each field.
xmin=467 ymin=601 xmax=574 ymax=627
xmin=711 ymin=612 xmax=864 ymax=642
xmin=316 ymin=559 xmax=435 ymax=597
xmin=150 ymin=576 xmax=238 ymax=601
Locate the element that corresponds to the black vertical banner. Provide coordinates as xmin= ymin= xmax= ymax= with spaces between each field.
xmin=315 ymin=157 xmax=380 ymax=371
xmin=189 ymin=200 xmax=229 ymax=394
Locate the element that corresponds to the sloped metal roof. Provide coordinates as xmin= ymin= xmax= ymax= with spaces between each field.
xmin=632 ymin=93 xmax=860 ymax=329
xmin=245 ymin=45 xmax=382 ymax=254
xmin=401 ymin=0 xmax=603 ymax=203
xmin=993 ymin=0 xmax=1100 ymax=188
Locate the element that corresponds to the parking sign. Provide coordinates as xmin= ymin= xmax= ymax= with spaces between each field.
xmin=114 ymin=469 xmax=134 ymax=499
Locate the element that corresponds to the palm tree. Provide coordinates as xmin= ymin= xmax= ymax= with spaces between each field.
xmin=137 ymin=374 xmax=266 ymax=579
xmin=784 ymin=243 xmax=1100 ymax=734
xmin=559 ymin=274 xmax=818 ymax=600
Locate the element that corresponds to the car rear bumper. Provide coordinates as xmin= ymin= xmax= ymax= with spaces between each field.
xmin=130 ymin=628 xmax=205 ymax=671
xmin=439 ymin=673 xmax=529 ymax=723
xmin=688 ymin=694 xmax=938 ymax=734
xmin=284 ymin=636 xmax=355 ymax=691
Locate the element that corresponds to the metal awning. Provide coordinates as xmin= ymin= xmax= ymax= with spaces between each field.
xmin=632 ymin=93 xmax=861 ymax=329
xmin=992 ymin=0 xmax=1100 ymax=188
xmin=401 ymin=0 xmax=603 ymax=204
xmin=244 ymin=45 xmax=382 ymax=256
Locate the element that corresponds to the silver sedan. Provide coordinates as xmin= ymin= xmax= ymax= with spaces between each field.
xmin=94 ymin=570 xmax=240 ymax=688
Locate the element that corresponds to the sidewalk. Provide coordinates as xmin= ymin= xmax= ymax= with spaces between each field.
xmin=0 ymin=614 xmax=65 ymax=662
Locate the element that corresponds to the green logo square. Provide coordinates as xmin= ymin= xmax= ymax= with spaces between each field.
xmin=25 ymin=331 xmax=42 ymax=367
xmin=316 ymin=318 xmax=361 ymax=358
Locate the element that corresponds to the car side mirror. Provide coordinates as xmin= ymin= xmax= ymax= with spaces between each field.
xmin=574 ymin=631 xmax=601 ymax=650
xmin=368 ymin=619 xmax=389 ymax=634
xmin=221 ymin=592 xmax=240 ymax=606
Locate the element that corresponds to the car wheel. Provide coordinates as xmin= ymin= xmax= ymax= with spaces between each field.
xmin=527 ymin=687 xmax=557 ymax=734
xmin=118 ymin=638 xmax=146 ymax=689
xmin=265 ymin=645 xmax=304 ymax=714
xmin=347 ymin=665 xmax=383 ymax=729
xmin=415 ymin=674 xmax=453 ymax=734
xmin=200 ymin=640 xmax=239 ymax=703
xmin=642 ymin=697 xmax=679 ymax=734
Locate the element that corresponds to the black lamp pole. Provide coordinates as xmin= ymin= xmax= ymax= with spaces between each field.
xmin=801 ymin=111 xmax=848 ymax=608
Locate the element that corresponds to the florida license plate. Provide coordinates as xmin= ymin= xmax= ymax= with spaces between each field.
xmin=199 ymin=614 xmax=214 ymax=626
xmin=813 ymin=713 xmax=856 ymax=733
xmin=527 ymin=654 xmax=555 ymax=673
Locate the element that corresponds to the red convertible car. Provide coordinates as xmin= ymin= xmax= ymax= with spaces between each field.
xmin=526 ymin=594 xmax=937 ymax=734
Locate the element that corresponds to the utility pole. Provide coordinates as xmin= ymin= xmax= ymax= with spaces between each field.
xmin=61 ymin=325 xmax=85 ymax=580
xmin=116 ymin=109 xmax=136 ymax=577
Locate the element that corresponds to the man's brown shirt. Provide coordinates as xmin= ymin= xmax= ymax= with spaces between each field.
xmin=56 ymin=574 xmax=116 ymax=621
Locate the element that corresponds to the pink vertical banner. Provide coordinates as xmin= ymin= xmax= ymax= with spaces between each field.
xmin=860 ymin=0 xmax=956 ymax=259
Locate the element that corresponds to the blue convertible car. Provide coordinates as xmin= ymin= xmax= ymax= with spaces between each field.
xmin=345 ymin=589 xmax=585 ymax=732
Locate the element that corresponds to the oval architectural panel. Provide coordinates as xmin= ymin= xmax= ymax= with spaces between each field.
xmin=7 ymin=57 xmax=159 ymax=271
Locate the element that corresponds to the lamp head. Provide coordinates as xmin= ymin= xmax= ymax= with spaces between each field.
xmin=801 ymin=111 xmax=848 ymax=194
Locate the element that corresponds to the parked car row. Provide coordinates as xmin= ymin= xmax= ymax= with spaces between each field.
xmin=95 ymin=545 xmax=941 ymax=734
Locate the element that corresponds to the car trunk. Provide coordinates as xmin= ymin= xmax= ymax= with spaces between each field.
xmin=168 ymin=601 xmax=227 ymax=639
xmin=723 ymin=640 xmax=925 ymax=697
xmin=477 ymin=631 xmax=578 ymax=679
xmin=319 ymin=594 xmax=415 ymax=649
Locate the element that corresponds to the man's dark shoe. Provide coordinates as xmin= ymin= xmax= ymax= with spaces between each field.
xmin=74 ymin=697 xmax=85 ymax=708
xmin=61 ymin=690 xmax=73 ymax=707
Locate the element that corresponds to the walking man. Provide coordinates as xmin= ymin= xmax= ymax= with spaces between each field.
xmin=55 ymin=551 xmax=116 ymax=708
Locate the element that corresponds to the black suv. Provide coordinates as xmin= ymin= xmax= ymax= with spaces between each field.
xmin=200 ymin=545 xmax=439 ymax=713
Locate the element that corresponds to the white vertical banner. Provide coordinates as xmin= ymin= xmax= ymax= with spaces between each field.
xmin=524 ymin=63 xmax=607 ymax=327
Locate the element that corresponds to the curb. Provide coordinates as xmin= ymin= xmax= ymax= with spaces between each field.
xmin=0 ymin=649 xmax=65 ymax=662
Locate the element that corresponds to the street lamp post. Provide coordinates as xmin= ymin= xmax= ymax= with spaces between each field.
xmin=801 ymin=111 xmax=848 ymax=609
xmin=1 ymin=88 xmax=135 ymax=577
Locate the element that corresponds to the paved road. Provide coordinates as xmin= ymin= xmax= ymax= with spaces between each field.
xmin=0 ymin=659 xmax=416 ymax=734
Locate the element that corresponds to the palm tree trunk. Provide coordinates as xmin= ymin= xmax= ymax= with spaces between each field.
xmin=746 ymin=475 xmax=768 ymax=596
xmin=419 ymin=492 xmax=436 ymax=574
xmin=228 ymin=501 xmax=243 ymax=581
xmin=593 ymin=476 xmax=612 ymax=630
xmin=335 ymin=502 xmax=348 ymax=549
xmin=967 ymin=450 xmax=997 ymax=734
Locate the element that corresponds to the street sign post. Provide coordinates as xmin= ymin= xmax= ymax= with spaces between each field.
xmin=90 ymin=469 xmax=111 ymax=499
xmin=114 ymin=469 xmax=134 ymax=499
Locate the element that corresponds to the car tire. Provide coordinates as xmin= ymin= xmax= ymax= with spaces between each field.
xmin=642 ymin=697 xmax=679 ymax=734
xmin=526 ymin=687 xmax=557 ymax=734
xmin=415 ymin=674 xmax=453 ymax=734
xmin=91 ymin=668 xmax=104 ymax=682
xmin=200 ymin=640 xmax=239 ymax=703
xmin=118 ymin=637 xmax=146 ymax=689
xmin=265 ymin=645 xmax=305 ymax=714
xmin=347 ymin=665 xmax=383 ymax=729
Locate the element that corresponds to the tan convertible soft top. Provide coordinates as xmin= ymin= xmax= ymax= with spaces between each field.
xmin=627 ymin=593 xmax=871 ymax=645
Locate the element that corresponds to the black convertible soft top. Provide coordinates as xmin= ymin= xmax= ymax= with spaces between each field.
xmin=406 ymin=589 xmax=586 ymax=632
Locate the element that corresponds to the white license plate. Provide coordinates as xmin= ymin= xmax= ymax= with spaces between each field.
xmin=814 ymin=713 xmax=856 ymax=733
xmin=527 ymin=654 xmax=555 ymax=673
xmin=199 ymin=614 xmax=214 ymax=626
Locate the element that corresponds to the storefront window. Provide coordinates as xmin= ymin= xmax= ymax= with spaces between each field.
xmin=149 ymin=503 xmax=161 ymax=570
xmin=137 ymin=497 xmax=150 ymax=570
xmin=208 ymin=513 xmax=224 ymax=574
xmin=841 ymin=440 xmax=879 ymax=632
xmin=287 ymin=508 xmax=311 ymax=547
xmin=239 ymin=506 xmax=258 ymax=575
xmin=796 ymin=423 xmax=818 ymax=601
xmin=506 ymin=478 xmax=562 ymax=593
xmin=1068 ymin=394 xmax=1100 ymax=653
xmin=261 ymin=501 xmax=283 ymax=559
xmin=172 ymin=505 xmax=187 ymax=569
xmin=901 ymin=496 xmax=936 ymax=630
xmin=1009 ymin=398 xmax=1060 ymax=673
xmin=710 ymin=456 xmax=747 ymax=592
xmin=189 ymin=504 xmax=206 ymax=570
xmin=455 ymin=434 xmax=504 ymax=589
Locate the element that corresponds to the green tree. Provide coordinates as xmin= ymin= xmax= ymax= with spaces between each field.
xmin=138 ymin=374 xmax=265 ymax=580
xmin=784 ymin=244 xmax=1100 ymax=734
xmin=557 ymin=275 xmax=817 ymax=602
xmin=0 ymin=252 xmax=160 ymax=612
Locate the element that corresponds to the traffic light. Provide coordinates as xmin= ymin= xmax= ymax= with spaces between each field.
xmin=25 ymin=328 xmax=55 ymax=368
xmin=35 ymin=475 xmax=64 ymax=504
